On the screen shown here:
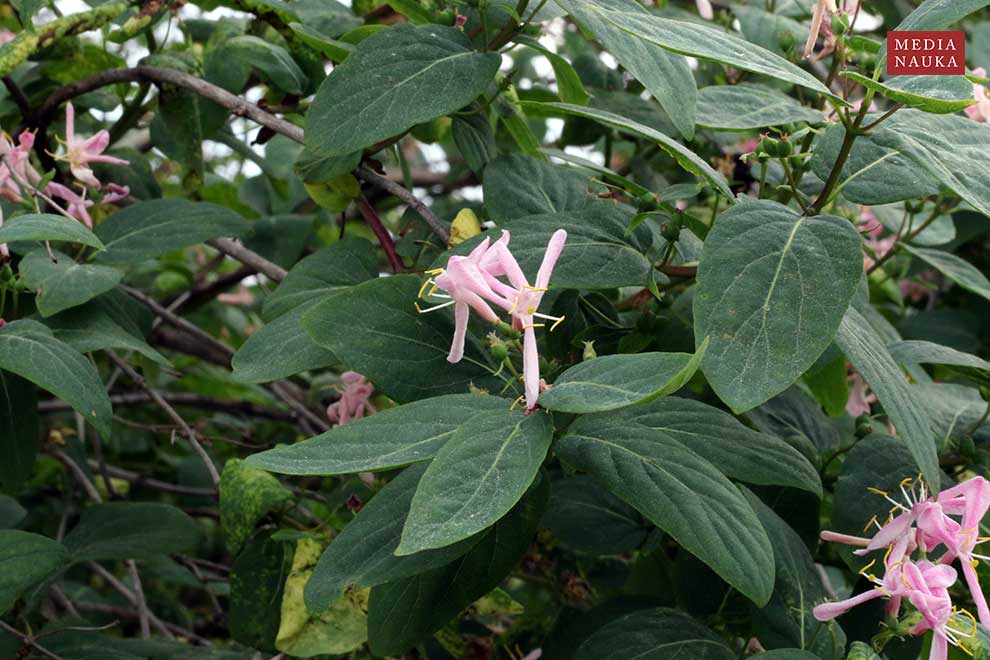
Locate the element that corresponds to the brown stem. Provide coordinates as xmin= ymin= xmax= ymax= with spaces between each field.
xmin=657 ymin=264 xmax=698 ymax=278
xmin=49 ymin=447 xmax=103 ymax=503
xmin=126 ymin=560 xmax=151 ymax=639
xmin=85 ymin=460 xmax=216 ymax=497
xmin=42 ymin=391 xmax=294 ymax=422
xmin=207 ymin=238 xmax=287 ymax=282
xmin=106 ymin=351 xmax=221 ymax=489
xmin=0 ymin=620 xmax=64 ymax=660
xmin=358 ymin=195 xmax=403 ymax=273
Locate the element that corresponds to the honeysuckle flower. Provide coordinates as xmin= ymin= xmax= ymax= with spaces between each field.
xmin=804 ymin=0 xmax=837 ymax=59
xmin=102 ymin=182 xmax=130 ymax=204
xmin=696 ymin=0 xmax=714 ymax=20
xmin=325 ymin=371 xmax=377 ymax=426
xmin=846 ymin=372 xmax=876 ymax=417
xmin=56 ymin=102 xmax=128 ymax=188
xmin=420 ymin=236 xmax=517 ymax=363
xmin=967 ymin=68 xmax=990 ymax=123
xmin=932 ymin=477 xmax=990 ymax=625
xmin=0 ymin=30 xmax=14 ymax=46
xmin=47 ymin=182 xmax=94 ymax=227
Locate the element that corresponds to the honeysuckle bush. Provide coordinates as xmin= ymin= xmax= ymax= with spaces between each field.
xmin=2 ymin=0 xmax=990 ymax=658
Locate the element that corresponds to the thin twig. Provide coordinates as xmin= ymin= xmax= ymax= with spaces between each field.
xmin=355 ymin=166 xmax=450 ymax=242
xmin=106 ymin=351 xmax=221 ymax=489
xmin=86 ymin=461 xmax=216 ymax=497
xmin=0 ymin=620 xmax=65 ymax=660
xmin=49 ymin=447 xmax=103 ymax=503
xmin=42 ymin=391 xmax=294 ymax=422
xmin=207 ymin=238 xmax=287 ymax=282
xmin=126 ymin=560 xmax=151 ymax=639
xmin=85 ymin=562 xmax=177 ymax=640
xmin=3 ymin=76 xmax=32 ymax=120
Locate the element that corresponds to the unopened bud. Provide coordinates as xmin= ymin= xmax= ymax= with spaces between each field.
xmin=636 ymin=191 xmax=661 ymax=213
xmin=582 ymin=341 xmax=597 ymax=361
xmin=831 ymin=12 xmax=850 ymax=36
xmin=855 ymin=415 xmax=873 ymax=438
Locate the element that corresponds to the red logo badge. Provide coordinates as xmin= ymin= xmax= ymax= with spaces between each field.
xmin=887 ymin=31 xmax=965 ymax=75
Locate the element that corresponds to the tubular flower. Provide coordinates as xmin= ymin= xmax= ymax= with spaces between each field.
xmin=325 ymin=371 xmax=377 ymax=426
xmin=966 ymin=68 xmax=990 ymax=123
xmin=47 ymin=182 xmax=95 ymax=228
xmin=816 ymin=476 xmax=990 ymax=659
xmin=695 ymin=0 xmax=714 ymax=20
xmin=418 ymin=229 xmax=567 ymax=412
xmin=56 ymin=102 xmax=128 ymax=188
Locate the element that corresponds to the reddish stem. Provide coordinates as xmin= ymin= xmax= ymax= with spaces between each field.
xmin=358 ymin=195 xmax=403 ymax=273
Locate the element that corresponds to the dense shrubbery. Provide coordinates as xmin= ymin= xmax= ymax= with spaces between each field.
xmin=1 ymin=0 xmax=990 ymax=658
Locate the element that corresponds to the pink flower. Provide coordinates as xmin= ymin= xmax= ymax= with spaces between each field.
xmin=0 ymin=130 xmax=41 ymax=199
xmin=804 ymin=0 xmax=838 ymax=59
xmin=846 ymin=371 xmax=876 ymax=417
xmin=101 ymin=183 xmax=130 ymax=204
xmin=325 ymin=371 xmax=377 ymax=426
xmin=0 ymin=30 xmax=14 ymax=46
xmin=421 ymin=229 xmax=567 ymax=411
xmin=966 ymin=69 xmax=990 ymax=123
xmin=56 ymin=102 xmax=128 ymax=188
xmin=696 ymin=0 xmax=714 ymax=20
xmin=47 ymin=182 xmax=94 ymax=228
xmin=421 ymin=235 xmax=516 ymax=363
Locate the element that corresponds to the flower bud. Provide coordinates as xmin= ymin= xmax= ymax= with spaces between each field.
xmin=660 ymin=220 xmax=681 ymax=242
xmin=855 ymin=415 xmax=874 ymax=438
xmin=831 ymin=12 xmax=850 ymax=36
xmin=489 ymin=339 xmax=509 ymax=362
xmin=582 ymin=341 xmax=597 ymax=361
xmin=636 ymin=191 xmax=661 ymax=213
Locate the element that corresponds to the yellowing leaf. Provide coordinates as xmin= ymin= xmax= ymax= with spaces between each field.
xmin=448 ymin=208 xmax=482 ymax=247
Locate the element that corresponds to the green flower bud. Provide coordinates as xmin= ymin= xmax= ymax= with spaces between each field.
xmin=582 ymin=341 xmax=597 ymax=361
xmin=855 ymin=415 xmax=874 ymax=438
xmin=831 ymin=12 xmax=850 ymax=36
xmin=636 ymin=191 xmax=661 ymax=213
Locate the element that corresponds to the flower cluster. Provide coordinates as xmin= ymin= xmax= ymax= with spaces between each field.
xmin=418 ymin=229 xmax=567 ymax=412
xmin=325 ymin=371 xmax=377 ymax=426
xmin=815 ymin=476 xmax=990 ymax=659
xmin=0 ymin=103 xmax=129 ymax=260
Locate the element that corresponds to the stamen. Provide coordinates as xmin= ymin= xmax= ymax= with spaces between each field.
xmin=883 ymin=544 xmax=894 ymax=567
xmin=867 ymin=487 xmax=890 ymax=496
xmin=550 ymin=315 xmax=566 ymax=331
xmin=414 ymin=300 xmax=456 ymax=314
xmin=522 ymin=323 xmax=546 ymax=330
xmin=424 ymin=268 xmax=445 ymax=275
xmin=524 ymin=286 xmax=548 ymax=292
xmin=864 ymin=514 xmax=879 ymax=533
xmin=417 ymin=278 xmax=435 ymax=298
xmin=509 ymin=395 xmax=526 ymax=411
xmin=858 ymin=558 xmax=876 ymax=575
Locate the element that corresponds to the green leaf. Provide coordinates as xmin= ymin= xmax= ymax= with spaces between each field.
xmin=451 ymin=107 xmax=497 ymax=175
xmin=871 ymin=203 xmax=955 ymax=247
xmin=94 ymin=199 xmax=250 ymax=265
xmin=246 ymin=394 xmax=507 ymax=475
xmin=834 ymin=307 xmax=940 ymax=490
xmin=20 ymin=249 xmax=123 ymax=317
xmin=845 ymin=641 xmax=883 ymax=660
xmin=368 ymin=477 xmax=547 ymax=656
xmin=809 ymin=122 xmax=940 ymax=205
xmin=521 ymin=101 xmax=734 ymax=199
xmin=232 ymin=303 xmax=338 ymax=383
xmin=840 ymin=72 xmax=975 ymax=114
xmin=304 ymin=463 xmax=482 ymax=612
xmin=588 ymin=3 xmax=843 ymax=104
xmin=276 ymin=537 xmax=368 ymax=657
xmin=557 ymin=424 xmax=775 ymax=605
xmin=63 ymin=502 xmax=201 ymax=561
xmin=0 ymin=531 xmax=69 ymax=615
xmin=694 ymin=200 xmax=863 ymax=413
xmin=220 ymin=35 xmax=308 ymax=95
xmin=902 ymin=244 xmax=990 ymax=303
xmin=220 ymin=458 xmax=293 ymax=555
xmin=543 ymin=476 xmax=650 ymax=554
xmin=553 ymin=0 xmax=696 ymax=139
xmin=871 ymin=111 xmax=990 ymax=218
xmin=572 ymin=608 xmax=735 ymax=660
xmin=302 ymin=275 xmax=507 ymax=403
xmin=696 ymin=84 xmax=825 ymax=130
xmin=0 ymin=371 xmax=39 ymax=491
xmin=518 ymin=37 xmax=590 ymax=105
xmin=576 ymin=397 xmax=822 ymax=496
xmin=745 ymin=491 xmax=846 ymax=659
xmin=397 ymin=409 xmax=552 ymax=555
xmin=305 ymin=24 xmax=500 ymax=156
xmin=230 ymin=533 xmax=290 ymax=652
xmin=750 ymin=652 xmax=821 ymax=660
xmin=262 ymin=238 xmax=379 ymax=320
xmin=887 ymin=340 xmax=990 ymax=388
xmin=0 ymin=213 xmax=104 ymax=249
xmin=539 ymin=340 xmax=707 ymax=413
xmin=43 ymin=302 xmax=171 ymax=366
xmin=0 ymin=495 xmax=26 ymax=529
xmin=483 ymin=153 xmax=590 ymax=222
xmin=0 ymin=320 xmax=113 ymax=439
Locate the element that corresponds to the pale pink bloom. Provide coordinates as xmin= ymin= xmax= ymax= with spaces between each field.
xmin=804 ymin=0 xmax=837 ymax=59
xmin=864 ymin=235 xmax=895 ymax=270
xmin=846 ymin=372 xmax=876 ymax=417
xmin=101 ymin=182 xmax=130 ymax=204
xmin=0 ymin=130 xmax=41 ymax=199
xmin=932 ymin=478 xmax=990 ymax=625
xmin=0 ymin=30 xmax=14 ymax=46
xmin=0 ymin=318 xmax=5 ymax=328
xmin=520 ymin=651 xmax=542 ymax=660
xmin=57 ymin=102 xmax=128 ymax=188
xmin=696 ymin=0 xmax=713 ymax=20
xmin=899 ymin=271 xmax=939 ymax=307
xmin=966 ymin=68 xmax=990 ymax=123
xmin=325 ymin=371 xmax=377 ymax=426
xmin=425 ymin=236 xmax=516 ymax=363
xmin=46 ymin=182 xmax=94 ymax=228
xmin=857 ymin=207 xmax=883 ymax=238
xmin=0 ymin=210 xmax=8 ymax=262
